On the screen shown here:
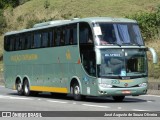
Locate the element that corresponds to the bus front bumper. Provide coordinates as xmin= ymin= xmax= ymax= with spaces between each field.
xmin=98 ymin=86 xmax=147 ymax=96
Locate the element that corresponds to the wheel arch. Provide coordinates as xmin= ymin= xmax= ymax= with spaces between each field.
xmin=15 ymin=75 xmax=23 ymax=85
xmin=70 ymin=76 xmax=82 ymax=94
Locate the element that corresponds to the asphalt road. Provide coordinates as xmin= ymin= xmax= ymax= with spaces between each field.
xmin=0 ymin=85 xmax=160 ymax=120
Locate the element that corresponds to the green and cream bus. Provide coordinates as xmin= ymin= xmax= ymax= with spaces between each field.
xmin=4 ymin=17 xmax=158 ymax=101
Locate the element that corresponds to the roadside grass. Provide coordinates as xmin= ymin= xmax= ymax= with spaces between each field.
xmin=3 ymin=0 xmax=160 ymax=31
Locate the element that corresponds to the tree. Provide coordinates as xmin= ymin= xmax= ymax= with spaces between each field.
xmin=0 ymin=0 xmax=19 ymax=9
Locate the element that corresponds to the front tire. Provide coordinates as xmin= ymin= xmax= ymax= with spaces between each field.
xmin=73 ymin=82 xmax=85 ymax=101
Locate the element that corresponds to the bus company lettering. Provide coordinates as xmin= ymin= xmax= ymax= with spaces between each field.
xmin=11 ymin=54 xmax=38 ymax=62
xmin=105 ymin=53 xmax=121 ymax=57
xmin=66 ymin=50 xmax=71 ymax=60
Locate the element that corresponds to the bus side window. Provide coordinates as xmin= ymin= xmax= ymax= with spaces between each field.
xmin=25 ymin=34 xmax=32 ymax=49
xmin=73 ymin=26 xmax=77 ymax=44
xmin=60 ymin=28 xmax=65 ymax=46
xmin=9 ymin=38 xmax=12 ymax=51
xmin=27 ymin=34 xmax=32 ymax=49
xmin=49 ymin=31 xmax=53 ymax=47
xmin=19 ymin=37 xmax=23 ymax=50
xmin=69 ymin=29 xmax=73 ymax=45
xmin=69 ymin=24 xmax=77 ymax=45
xmin=57 ymin=29 xmax=61 ymax=46
xmin=4 ymin=36 xmax=9 ymax=51
xmin=13 ymin=37 xmax=16 ymax=51
xmin=21 ymin=35 xmax=25 ymax=50
xmin=10 ymin=37 xmax=15 ymax=51
xmin=79 ymin=28 xmax=88 ymax=43
xmin=42 ymin=32 xmax=49 ymax=48
xmin=24 ymin=35 xmax=28 ymax=50
xmin=65 ymin=28 xmax=70 ymax=45
xmin=54 ymin=29 xmax=58 ymax=46
xmin=34 ymin=32 xmax=41 ymax=48
xmin=79 ymin=22 xmax=93 ymax=44
xmin=15 ymin=37 xmax=20 ymax=50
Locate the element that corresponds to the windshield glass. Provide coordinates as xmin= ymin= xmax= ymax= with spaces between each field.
xmin=94 ymin=23 xmax=144 ymax=46
xmin=98 ymin=49 xmax=147 ymax=78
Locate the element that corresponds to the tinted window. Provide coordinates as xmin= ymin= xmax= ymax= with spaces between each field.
xmin=65 ymin=28 xmax=70 ymax=45
xmin=79 ymin=22 xmax=93 ymax=44
xmin=68 ymin=24 xmax=77 ymax=45
xmin=4 ymin=23 xmax=78 ymax=51
xmin=42 ymin=32 xmax=49 ymax=47
xmin=49 ymin=31 xmax=53 ymax=47
xmin=10 ymin=37 xmax=15 ymax=51
xmin=4 ymin=36 xmax=9 ymax=51
xmin=34 ymin=32 xmax=41 ymax=48
xmin=60 ymin=28 xmax=65 ymax=46
xmin=15 ymin=37 xmax=21 ymax=50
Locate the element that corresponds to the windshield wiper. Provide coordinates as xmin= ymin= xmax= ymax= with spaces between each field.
xmin=112 ymin=42 xmax=121 ymax=47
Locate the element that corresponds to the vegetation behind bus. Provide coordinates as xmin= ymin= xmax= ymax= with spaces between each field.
xmin=0 ymin=0 xmax=160 ymax=79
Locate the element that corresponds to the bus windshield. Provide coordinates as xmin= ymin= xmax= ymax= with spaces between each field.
xmin=94 ymin=23 xmax=144 ymax=46
xmin=98 ymin=49 xmax=147 ymax=78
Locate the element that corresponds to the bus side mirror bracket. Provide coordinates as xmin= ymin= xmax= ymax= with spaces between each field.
xmin=95 ymin=48 xmax=101 ymax=64
xmin=147 ymin=47 xmax=158 ymax=64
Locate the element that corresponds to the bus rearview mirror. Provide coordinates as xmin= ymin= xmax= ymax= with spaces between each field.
xmin=147 ymin=47 xmax=158 ymax=64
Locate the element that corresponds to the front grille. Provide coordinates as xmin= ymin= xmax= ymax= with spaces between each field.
xmin=112 ymin=85 xmax=139 ymax=88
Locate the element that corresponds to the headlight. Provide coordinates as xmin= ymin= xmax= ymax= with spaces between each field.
xmin=99 ymin=83 xmax=112 ymax=88
xmin=139 ymin=83 xmax=147 ymax=87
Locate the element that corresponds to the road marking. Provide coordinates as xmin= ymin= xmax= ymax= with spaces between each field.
xmin=73 ymin=102 xmax=77 ymax=104
xmin=0 ymin=95 xmax=33 ymax=100
xmin=143 ymin=95 xmax=160 ymax=98
xmin=47 ymin=100 xmax=68 ymax=104
xmin=9 ymin=96 xmax=33 ymax=100
xmin=82 ymin=104 xmax=110 ymax=108
xmin=118 ymin=107 xmax=122 ymax=110
xmin=147 ymin=100 xmax=153 ymax=103
xmin=132 ymin=109 xmax=149 ymax=111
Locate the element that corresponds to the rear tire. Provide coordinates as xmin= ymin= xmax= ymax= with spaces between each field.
xmin=16 ymin=81 xmax=23 ymax=95
xmin=23 ymin=80 xmax=30 ymax=96
xmin=112 ymin=96 xmax=125 ymax=102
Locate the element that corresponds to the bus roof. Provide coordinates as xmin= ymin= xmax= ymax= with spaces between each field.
xmin=5 ymin=17 xmax=137 ymax=36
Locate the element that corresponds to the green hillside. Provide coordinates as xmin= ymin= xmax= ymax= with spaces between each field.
xmin=0 ymin=0 xmax=160 ymax=77
xmin=3 ymin=0 xmax=160 ymax=31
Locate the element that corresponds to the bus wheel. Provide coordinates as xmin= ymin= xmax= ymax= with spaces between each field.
xmin=16 ymin=81 xmax=23 ymax=95
xmin=23 ymin=80 xmax=30 ymax=96
xmin=73 ymin=83 xmax=84 ymax=101
xmin=112 ymin=96 xmax=125 ymax=102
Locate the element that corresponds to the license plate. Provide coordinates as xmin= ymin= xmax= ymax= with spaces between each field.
xmin=122 ymin=90 xmax=131 ymax=94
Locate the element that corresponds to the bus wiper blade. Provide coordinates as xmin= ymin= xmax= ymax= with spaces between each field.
xmin=113 ymin=42 xmax=121 ymax=47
